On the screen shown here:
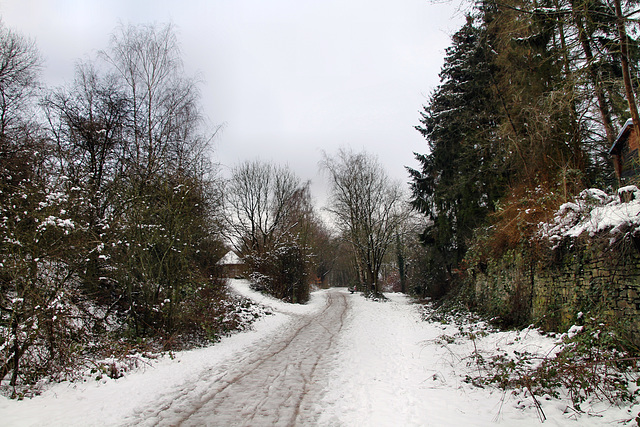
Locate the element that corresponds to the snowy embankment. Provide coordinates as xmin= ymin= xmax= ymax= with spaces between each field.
xmin=318 ymin=293 xmax=639 ymax=426
xmin=1 ymin=280 xmax=638 ymax=426
xmin=0 ymin=280 xmax=324 ymax=426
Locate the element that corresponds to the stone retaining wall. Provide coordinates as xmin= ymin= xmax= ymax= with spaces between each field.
xmin=471 ymin=236 xmax=640 ymax=344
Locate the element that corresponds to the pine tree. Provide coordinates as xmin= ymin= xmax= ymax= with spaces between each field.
xmin=408 ymin=16 xmax=506 ymax=295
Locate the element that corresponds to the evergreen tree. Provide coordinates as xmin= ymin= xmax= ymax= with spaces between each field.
xmin=408 ymin=16 xmax=506 ymax=296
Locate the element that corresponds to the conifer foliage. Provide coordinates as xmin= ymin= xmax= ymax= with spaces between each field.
xmin=410 ymin=0 xmax=640 ymax=298
xmin=408 ymin=17 xmax=505 ymax=296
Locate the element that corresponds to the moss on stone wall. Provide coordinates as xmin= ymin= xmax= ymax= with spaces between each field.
xmin=467 ymin=234 xmax=640 ymax=346
xmin=468 ymin=248 xmax=535 ymax=328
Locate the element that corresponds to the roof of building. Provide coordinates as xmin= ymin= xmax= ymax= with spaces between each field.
xmin=609 ymin=118 xmax=634 ymax=154
xmin=216 ymin=250 xmax=244 ymax=265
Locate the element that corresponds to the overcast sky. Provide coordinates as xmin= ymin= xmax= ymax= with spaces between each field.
xmin=0 ymin=0 xmax=464 ymax=207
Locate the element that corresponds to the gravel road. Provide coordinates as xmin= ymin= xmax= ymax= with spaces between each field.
xmin=126 ymin=288 xmax=349 ymax=426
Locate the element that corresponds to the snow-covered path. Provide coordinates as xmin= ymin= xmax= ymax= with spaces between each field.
xmin=317 ymin=291 xmax=519 ymax=426
xmin=2 ymin=282 xmax=638 ymax=426
xmin=124 ymin=289 xmax=348 ymax=426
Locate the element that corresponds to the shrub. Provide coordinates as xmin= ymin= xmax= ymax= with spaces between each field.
xmin=465 ymin=313 xmax=640 ymax=419
xmin=245 ymin=240 xmax=310 ymax=304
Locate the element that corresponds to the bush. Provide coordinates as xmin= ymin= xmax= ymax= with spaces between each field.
xmin=169 ymin=279 xmax=271 ymax=347
xmin=465 ymin=313 xmax=640 ymax=419
xmin=245 ymin=241 xmax=310 ymax=304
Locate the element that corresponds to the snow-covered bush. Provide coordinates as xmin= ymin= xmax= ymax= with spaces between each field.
xmin=465 ymin=312 xmax=639 ymax=414
xmin=0 ymin=164 xmax=89 ymax=397
xmin=245 ymin=240 xmax=310 ymax=304
xmin=167 ymin=279 xmax=270 ymax=348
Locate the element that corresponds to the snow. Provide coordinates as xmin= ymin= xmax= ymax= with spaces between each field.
xmin=315 ymin=294 xmax=635 ymax=426
xmin=541 ymin=186 xmax=640 ymax=243
xmin=231 ymin=278 xmax=326 ymax=315
xmin=1 ymin=281 xmax=638 ymax=426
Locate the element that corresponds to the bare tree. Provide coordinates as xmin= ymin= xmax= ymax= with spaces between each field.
xmin=224 ymin=160 xmax=321 ymax=302
xmin=98 ymin=23 xmax=223 ymax=335
xmin=43 ymin=63 xmax=129 ymax=225
xmin=0 ymin=20 xmax=42 ymax=190
xmin=0 ymin=20 xmax=41 ymax=139
xmin=100 ymin=23 xmax=208 ymax=182
xmin=321 ymin=148 xmax=407 ymax=295
xmin=41 ymin=62 xmax=131 ymax=304
xmin=225 ymin=160 xmax=302 ymax=254
xmin=0 ymin=23 xmax=80 ymax=391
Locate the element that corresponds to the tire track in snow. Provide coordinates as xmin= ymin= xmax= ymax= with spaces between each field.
xmin=126 ymin=288 xmax=348 ymax=426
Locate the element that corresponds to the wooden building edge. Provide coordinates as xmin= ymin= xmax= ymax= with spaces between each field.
xmin=610 ymin=118 xmax=639 ymax=182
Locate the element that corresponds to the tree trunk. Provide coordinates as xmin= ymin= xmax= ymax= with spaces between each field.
xmin=614 ymin=0 xmax=640 ymax=132
xmin=396 ymin=233 xmax=406 ymax=294
xmin=575 ymin=20 xmax=616 ymax=146
xmin=9 ymin=316 xmax=21 ymax=387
